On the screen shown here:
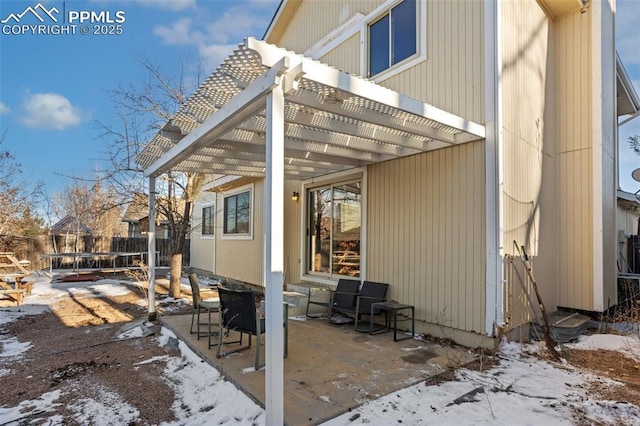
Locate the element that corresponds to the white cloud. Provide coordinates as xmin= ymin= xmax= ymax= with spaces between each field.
xmin=0 ymin=102 xmax=9 ymax=114
xmin=198 ymin=43 xmax=236 ymax=72
xmin=204 ymin=7 xmax=268 ymax=44
xmin=22 ymin=93 xmax=83 ymax=130
xmin=153 ymin=17 xmax=202 ymax=45
xmin=151 ymin=1 xmax=278 ymax=74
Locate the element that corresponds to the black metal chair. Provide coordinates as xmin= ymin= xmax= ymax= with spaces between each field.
xmin=327 ymin=278 xmax=361 ymax=324
xmin=188 ymin=273 xmax=220 ymax=348
xmin=330 ymin=280 xmax=389 ymax=331
xmin=216 ymin=286 xmax=288 ymax=370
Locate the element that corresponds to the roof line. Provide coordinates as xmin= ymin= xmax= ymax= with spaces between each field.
xmin=262 ymin=0 xmax=285 ymax=41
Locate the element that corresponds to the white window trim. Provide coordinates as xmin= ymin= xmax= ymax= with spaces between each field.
xmin=200 ymin=202 xmax=216 ymax=240
xmin=299 ymin=168 xmax=367 ymax=286
xmin=220 ymin=183 xmax=254 ymax=241
xmin=360 ymin=0 xmax=427 ymax=83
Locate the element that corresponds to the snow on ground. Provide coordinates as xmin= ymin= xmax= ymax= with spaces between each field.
xmin=1 ymin=275 xmax=640 ymax=425
xmin=323 ymin=338 xmax=640 ymax=425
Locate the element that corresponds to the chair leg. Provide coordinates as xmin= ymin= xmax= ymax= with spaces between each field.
xmin=208 ymin=308 xmax=221 ymax=349
xmin=327 ymin=293 xmax=335 ymax=323
xmin=207 ymin=308 xmax=213 ymax=349
xmin=190 ymin=307 xmax=196 ymax=334
xmin=284 ymin=321 xmax=288 ymax=358
xmin=255 ymin=331 xmax=262 ymax=370
xmin=216 ymin=322 xmax=224 ymax=359
xmin=196 ymin=308 xmax=202 ymax=340
xmin=353 ymin=299 xmax=361 ymax=330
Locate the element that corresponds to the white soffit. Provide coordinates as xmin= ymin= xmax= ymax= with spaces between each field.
xmin=617 ymin=52 xmax=640 ymax=117
xmin=137 ymin=37 xmax=485 ymax=179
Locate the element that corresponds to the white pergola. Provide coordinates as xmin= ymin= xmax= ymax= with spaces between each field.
xmin=137 ymin=37 xmax=485 ymax=424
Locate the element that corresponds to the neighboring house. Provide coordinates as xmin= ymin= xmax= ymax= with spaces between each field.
xmin=49 ymin=215 xmax=92 ymax=254
xmin=50 ymin=215 xmax=92 ymax=237
xmin=616 ymin=189 xmax=640 ymax=273
xmin=137 ymin=0 xmax=640 ymax=349
xmin=121 ymin=194 xmax=171 ymax=239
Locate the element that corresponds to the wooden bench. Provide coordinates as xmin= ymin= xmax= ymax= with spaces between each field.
xmin=0 ymin=288 xmax=26 ymax=305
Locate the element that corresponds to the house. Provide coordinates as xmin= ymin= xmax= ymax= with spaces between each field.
xmin=137 ymin=1 xmax=640 ymax=420
xmin=616 ymin=189 xmax=640 ymax=273
xmin=50 ymin=215 xmax=92 ymax=237
xmin=121 ymin=193 xmax=171 ymax=239
xmin=138 ymin=0 xmax=639 ymax=363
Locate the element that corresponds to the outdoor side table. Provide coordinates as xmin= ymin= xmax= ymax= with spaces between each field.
xmin=370 ymin=301 xmax=415 ymax=341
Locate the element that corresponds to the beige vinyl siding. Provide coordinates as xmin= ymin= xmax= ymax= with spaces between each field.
xmin=318 ymin=34 xmax=361 ymax=76
xmin=190 ymin=191 xmax=216 ymax=273
xmin=500 ymin=0 xmax=560 ymax=323
xmin=275 ymin=0 xmax=383 ymax=54
xmin=367 ymin=142 xmax=485 ymax=333
xmin=284 ymin=179 xmax=302 ymax=285
xmin=382 ymin=0 xmax=484 ymax=122
xmin=213 ymin=179 xmax=301 ymax=287
xmin=215 ymin=181 xmax=264 ymax=286
xmin=616 ymin=202 xmax=638 ymax=274
xmin=273 ymin=0 xmax=485 ymax=123
xmin=556 ymin=10 xmax=594 ymax=310
xmin=617 ymin=204 xmax=639 ymax=236
xmin=501 ymin=0 xmax=550 ymax=254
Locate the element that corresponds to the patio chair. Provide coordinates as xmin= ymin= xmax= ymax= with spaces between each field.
xmin=188 ymin=273 xmax=220 ymax=348
xmin=330 ymin=280 xmax=389 ymax=331
xmin=327 ymin=278 xmax=361 ymax=324
xmin=216 ymin=286 xmax=288 ymax=370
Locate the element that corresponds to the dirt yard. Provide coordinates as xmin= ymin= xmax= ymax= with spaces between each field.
xmin=1 ymin=277 xmax=639 ymax=425
xmin=0 ymin=280 xmax=193 ymax=425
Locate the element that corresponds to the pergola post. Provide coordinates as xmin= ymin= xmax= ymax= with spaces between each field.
xmin=147 ymin=176 xmax=157 ymax=322
xmin=264 ymin=82 xmax=285 ymax=425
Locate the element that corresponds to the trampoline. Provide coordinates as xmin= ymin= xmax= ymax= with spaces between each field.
xmin=41 ymin=252 xmax=149 ymax=274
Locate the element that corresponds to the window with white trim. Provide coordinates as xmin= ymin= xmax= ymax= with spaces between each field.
xmin=223 ymin=188 xmax=252 ymax=237
xmin=201 ymin=205 xmax=215 ymax=236
xmin=306 ymin=178 xmax=362 ymax=279
xmin=368 ymin=0 xmax=417 ymax=77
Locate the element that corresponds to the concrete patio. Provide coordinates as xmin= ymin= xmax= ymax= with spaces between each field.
xmin=161 ymin=311 xmax=476 ymax=426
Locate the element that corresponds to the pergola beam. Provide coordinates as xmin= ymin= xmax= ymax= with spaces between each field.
xmin=247 ymin=37 xmax=486 ymax=140
xmin=144 ymin=57 xmax=291 ymax=177
xmin=219 ymin=124 xmax=395 ymax=162
xmin=288 ymin=89 xmax=458 ymax=145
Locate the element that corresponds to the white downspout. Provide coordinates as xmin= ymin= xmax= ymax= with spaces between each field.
xmin=484 ymin=0 xmax=505 ymax=335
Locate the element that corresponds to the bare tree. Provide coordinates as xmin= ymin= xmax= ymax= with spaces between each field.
xmin=51 ymin=178 xmax=124 ymax=250
xmin=629 ymin=134 xmax=640 ymax=155
xmin=97 ymin=57 xmax=207 ymax=307
xmin=0 ymin=129 xmax=45 ymax=253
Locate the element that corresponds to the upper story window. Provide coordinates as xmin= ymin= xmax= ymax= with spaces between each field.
xmin=368 ymin=0 xmax=417 ymax=77
xmin=223 ymin=187 xmax=252 ymax=238
xmin=201 ymin=205 xmax=215 ymax=236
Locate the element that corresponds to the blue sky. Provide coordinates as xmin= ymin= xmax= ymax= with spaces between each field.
xmin=0 ymin=0 xmax=279 ymax=194
xmin=0 ymin=0 xmax=639 ymax=198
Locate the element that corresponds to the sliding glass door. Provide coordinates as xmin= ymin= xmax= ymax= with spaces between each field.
xmin=307 ymin=179 xmax=361 ymax=279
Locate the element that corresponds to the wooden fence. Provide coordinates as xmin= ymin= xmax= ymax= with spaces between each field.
xmin=0 ymin=234 xmax=190 ymax=270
